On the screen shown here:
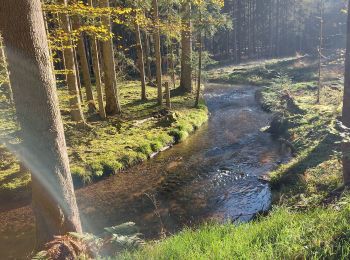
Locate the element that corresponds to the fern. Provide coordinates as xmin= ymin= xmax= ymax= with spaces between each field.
xmin=33 ymin=222 xmax=145 ymax=259
xmin=103 ymin=222 xmax=138 ymax=236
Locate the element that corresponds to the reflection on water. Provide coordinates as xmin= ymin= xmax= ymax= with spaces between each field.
xmin=78 ymin=84 xmax=290 ymax=238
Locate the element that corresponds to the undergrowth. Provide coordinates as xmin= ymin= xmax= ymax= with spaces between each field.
xmin=0 ymin=81 xmax=208 ymax=197
xmin=121 ymin=56 xmax=350 ymax=259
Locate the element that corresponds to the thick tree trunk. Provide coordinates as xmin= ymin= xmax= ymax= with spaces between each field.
xmin=0 ymin=0 xmax=82 ymax=248
xmin=100 ymin=0 xmax=121 ymax=115
xmin=152 ymin=0 xmax=163 ymax=105
xmin=135 ymin=21 xmax=147 ymax=101
xmin=180 ymin=2 xmax=192 ymax=92
xmin=342 ymin=0 xmax=350 ymax=185
xmin=72 ymin=17 xmax=95 ymax=110
xmin=58 ymin=0 xmax=85 ymax=123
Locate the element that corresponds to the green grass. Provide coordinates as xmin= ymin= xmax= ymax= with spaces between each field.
xmin=208 ymin=56 xmax=345 ymax=208
xmin=0 ymin=80 xmax=208 ymax=195
xmin=121 ymin=206 xmax=350 ymax=260
xmin=119 ymin=57 xmax=350 ymax=259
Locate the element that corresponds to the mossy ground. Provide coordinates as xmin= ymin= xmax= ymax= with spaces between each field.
xmin=0 ymin=80 xmax=208 ymax=198
xmin=121 ymin=56 xmax=350 ymax=259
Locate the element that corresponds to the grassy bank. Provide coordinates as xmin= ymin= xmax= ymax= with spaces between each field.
xmin=121 ymin=206 xmax=350 ymax=259
xmin=0 ymin=81 xmax=208 ymax=199
xmin=120 ymin=56 xmax=350 ymax=259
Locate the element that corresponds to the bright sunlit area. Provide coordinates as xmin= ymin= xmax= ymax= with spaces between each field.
xmin=0 ymin=0 xmax=350 ymax=259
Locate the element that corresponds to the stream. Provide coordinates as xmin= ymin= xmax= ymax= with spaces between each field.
xmin=0 ymin=84 xmax=290 ymax=259
xmin=78 ymin=84 xmax=290 ymax=238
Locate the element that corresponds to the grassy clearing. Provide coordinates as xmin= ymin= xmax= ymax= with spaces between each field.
xmin=121 ymin=56 xmax=350 ymax=259
xmin=0 ymin=81 xmax=208 ymax=196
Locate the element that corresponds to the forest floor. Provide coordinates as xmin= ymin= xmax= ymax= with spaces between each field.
xmin=121 ymin=54 xmax=350 ymax=259
xmin=0 ymin=81 xmax=208 ymax=204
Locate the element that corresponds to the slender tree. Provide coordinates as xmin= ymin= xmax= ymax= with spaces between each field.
xmin=317 ymin=0 xmax=324 ymax=104
xmin=0 ymin=0 xmax=82 ymax=247
xmin=58 ymin=0 xmax=85 ymax=123
xmin=342 ymin=0 xmax=350 ymax=185
xmin=195 ymin=11 xmax=203 ymax=108
xmin=152 ymin=0 xmax=163 ymax=105
xmin=180 ymin=1 xmax=193 ymax=92
xmin=89 ymin=0 xmax=107 ymax=119
xmin=135 ymin=17 xmax=147 ymax=101
xmin=0 ymin=36 xmax=13 ymax=104
xmin=144 ymin=32 xmax=153 ymax=82
xmin=100 ymin=0 xmax=121 ymax=115
xmin=71 ymin=16 xmax=96 ymax=111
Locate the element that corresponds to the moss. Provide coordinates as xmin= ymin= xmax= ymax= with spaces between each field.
xmin=257 ymin=63 xmax=344 ymax=207
xmin=121 ymin=57 xmax=350 ymax=259
xmin=0 ymin=80 xmax=208 ymax=195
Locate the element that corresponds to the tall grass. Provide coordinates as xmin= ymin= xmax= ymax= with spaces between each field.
xmin=121 ymin=207 xmax=350 ymax=260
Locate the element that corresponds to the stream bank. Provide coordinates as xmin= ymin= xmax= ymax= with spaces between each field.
xmin=78 ymin=83 xmax=289 ymax=239
xmin=121 ymin=57 xmax=350 ymax=259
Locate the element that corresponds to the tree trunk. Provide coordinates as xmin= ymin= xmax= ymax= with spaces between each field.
xmin=89 ymin=0 xmax=106 ymax=119
xmin=317 ymin=1 xmax=324 ymax=104
xmin=237 ymin=0 xmax=243 ymax=62
xmin=0 ymin=36 xmax=13 ymax=104
xmin=135 ymin=20 xmax=147 ymax=101
xmin=180 ymin=2 xmax=192 ymax=92
xmin=0 ymin=0 xmax=82 ymax=248
xmin=58 ymin=0 xmax=85 ymax=123
xmin=195 ymin=21 xmax=202 ymax=108
xmin=169 ymin=41 xmax=176 ymax=89
xmin=152 ymin=0 xmax=163 ymax=105
xmin=165 ymin=81 xmax=171 ymax=109
xmin=91 ymin=38 xmax=106 ymax=119
xmin=100 ymin=0 xmax=121 ymax=115
xmin=72 ymin=17 xmax=95 ymax=110
xmin=144 ymin=32 xmax=152 ymax=82
xmin=342 ymin=0 xmax=350 ymax=185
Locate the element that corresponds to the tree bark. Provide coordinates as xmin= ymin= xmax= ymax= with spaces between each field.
xmin=71 ymin=17 xmax=95 ymax=110
xmin=0 ymin=36 xmax=13 ymax=104
xmin=100 ymin=0 xmax=121 ymax=115
xmin=195 ymin=21 xmax=202 ymax=108
xmin=144 ymin=32 xmax=152 ymax=82
xmin=73 ymin=45 xmax=84 ymax=102
xmin=342 ymin=0 xmax=350 ymax=185
xmin=135 ymin=20 xmax=147 ymax=101
xmin=165 ymin=81 xmax=171 ymax=109
xmin=152 ymin=0 xmax=163 ymax=105
xmin=180 ymin=2 xmax=192 ymax=92
xmin=169 ymin=40 xmax=176 ymax=89
xmin=91 ymin=38 xmax=106 ymax=119
xmin=58 ymin=0 xmax=85 ymax=123
xmin=0 ymin=0 xmax=82 ymax=248
xmin=88 ymin=0 xmax=106 ymax=119
xmin=317 ymin=1 xmax=324 ymax=104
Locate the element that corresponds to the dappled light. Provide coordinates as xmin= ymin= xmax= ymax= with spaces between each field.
xmin=0 ymin=0 xmax=350 ymax=259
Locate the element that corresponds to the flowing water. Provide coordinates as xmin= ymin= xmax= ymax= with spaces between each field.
xmin=78 ymin=84 xmax=290 ymax=238
xmin=0 ymin=84 xmax=290 ymax=259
